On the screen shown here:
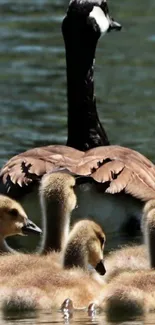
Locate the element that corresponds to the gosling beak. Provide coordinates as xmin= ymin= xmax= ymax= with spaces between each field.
xmin=95 ymin=259 xmax=106 ymax=276
xmin=22 ymin=219 xmax=42 ymax=236
xmin=107 ymin=16 xmax=122 ymax=32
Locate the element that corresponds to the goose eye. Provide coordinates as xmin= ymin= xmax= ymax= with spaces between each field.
xmin=9 ymin=208 xmax=18 ymax=219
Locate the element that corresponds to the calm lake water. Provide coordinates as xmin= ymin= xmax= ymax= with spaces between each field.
xmin=0 ymin=0 xmax=155 ymax=324
xmin=0 ymin=307 xmax=153 ymax=325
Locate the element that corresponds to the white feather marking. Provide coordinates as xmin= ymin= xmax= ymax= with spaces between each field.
xmin=89 ymin=6 xmax=109 ymax=35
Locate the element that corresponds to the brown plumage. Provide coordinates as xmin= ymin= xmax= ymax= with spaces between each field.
xmin=0 ymin=220 xmax=106 ymax=311
xmin=1 ymin=144 xmax=155 ymax=251
xmin=2 ymin=145 xmax=155 ymax=201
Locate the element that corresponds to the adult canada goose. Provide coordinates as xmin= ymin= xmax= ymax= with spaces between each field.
xmin=0 ymin=219 xmax=106 ymax=311
xmin=0 ymin=0 xmax=125 ymax=243
xmin=0 ymin=195 xmax=41 ymax=253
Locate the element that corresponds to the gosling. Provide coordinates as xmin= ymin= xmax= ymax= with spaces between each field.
xmin=104 ymin=199 xmax=155 ymax=282
xmin=1 ymin=219 xmax=106 ymax=311
xmin=101 ymin=199 xmax=155 ymax=316
xmin=0 ymin=171 xmax=77 ymax=277
xmin=0 ymin=194 xmax=41 ymax=253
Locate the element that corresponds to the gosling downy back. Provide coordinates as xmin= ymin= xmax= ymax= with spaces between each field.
xmin=0 ymin=220 xmax=107 ymax=310
xmin=0 ymin=217 xmax=106 ymax=282
xmin=100 ymin=199 xmax=155 ymax=317
xmin=104 ymin=199 xmax=155 ymax=282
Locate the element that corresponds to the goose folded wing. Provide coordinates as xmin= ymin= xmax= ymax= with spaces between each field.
xmin=69 ymin=145 xmax=155 ymax=201
xmin=0 ymin=145 xmax=84 ymax=193
xmin=1 ymin=145 xmax=155 ymax=201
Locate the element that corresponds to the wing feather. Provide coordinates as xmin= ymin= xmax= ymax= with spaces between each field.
xmin=1 ymin=145 xmax=155 ymax=201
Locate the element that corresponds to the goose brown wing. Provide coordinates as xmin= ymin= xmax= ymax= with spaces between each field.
xmin=1 ymin=145 xmax=155 ymax=201
xmin=67 ymin=146 xmax=155 ymax=201
xmin=0 ymin=145 xmax=84 ymax=194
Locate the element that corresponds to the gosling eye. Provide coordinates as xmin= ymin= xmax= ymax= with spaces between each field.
xmin=9 ymin=208 xmax=18 ymax=219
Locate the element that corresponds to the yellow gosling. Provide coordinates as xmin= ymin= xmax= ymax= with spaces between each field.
xmin=0 ymin=171 xmax=77 ymax=278
xmin=101 ymin=199 xmax=155 ymax=317
xmin=104 ymin=199 xmax=155 ymax=282
xmin=1 ymin=220 xmax=106 ymax=311
xmin=0 ymin=195 xmax=41 ymax=253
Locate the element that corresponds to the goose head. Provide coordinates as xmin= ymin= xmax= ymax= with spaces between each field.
xmin=0 ymin=195 xmax=42 ymax=238
xmin=62 ymin=0 xmax=122 ymax=45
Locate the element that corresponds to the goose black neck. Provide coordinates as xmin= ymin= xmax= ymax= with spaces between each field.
xmin=62 ymin=19 xmax=109 ymax=151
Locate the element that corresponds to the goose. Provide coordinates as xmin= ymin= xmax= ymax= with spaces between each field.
xmin=0 ymin=0 xmax=128 ymax=247
xmin=0 ymin=195 xmax=41 ymax=253
xmin=103 ymin=199 xmax=155 ymax=282
xmin=0 ymin=219 xmax=106 ymax=311
xmin=4 ymin=1 xmax=155 ymax=247
xmin=0 ymin=171 xmax=77 ymax=257
xmin=0 ymin=172 xmax=106 ymax=281
xmin=99 ymin=199 xmax=155 ymax=317
xmin=102 ymin=271 xmax=155 ymax=317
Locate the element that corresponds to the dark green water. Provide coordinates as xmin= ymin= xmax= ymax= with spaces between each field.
xmin=0 ymin=307 xmax=150 ymax=325
xmin=0 ymin=0 xmax=155 ymax=323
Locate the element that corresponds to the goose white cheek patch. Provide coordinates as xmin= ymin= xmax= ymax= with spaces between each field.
xmin=89 ymin=6 xmax=109 ymax=35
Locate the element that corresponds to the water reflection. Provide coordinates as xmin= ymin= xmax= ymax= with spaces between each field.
xmin=0 ymin=308 xmax=145 ymax=325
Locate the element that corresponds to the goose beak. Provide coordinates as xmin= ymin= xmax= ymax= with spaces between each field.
xmin=22 ymin=219 xmax=42 ymax=236
xmin=95 ymin=259 xmax=106 ymax=276
xmin=108 ymin=16 xmax=122 ymax=32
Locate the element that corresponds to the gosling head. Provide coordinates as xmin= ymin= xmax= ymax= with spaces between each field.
xmin=84 ymin=220 xmax=106 ymax=275
xmin=62 ymin=0 xmax=122 ymax=43
xmin=0 ymin=195 xmax=42 ymax=238
xmin=64 ymin=219 xmax=106 ymax=276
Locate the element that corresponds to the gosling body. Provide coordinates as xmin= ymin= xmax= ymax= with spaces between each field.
xmin=0 ymin=220 xmax=106 ymax=310
xmin=102 ymin=199 xmax=155 ymax=316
